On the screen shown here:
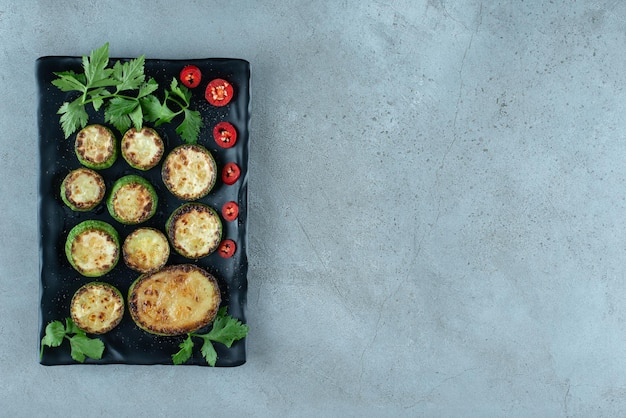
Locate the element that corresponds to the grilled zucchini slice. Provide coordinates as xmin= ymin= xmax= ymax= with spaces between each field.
xmin=107 ymin=175 xmax=158 ymax=225
xmin=128 ymin=264 xmax=221 ymax=336
xmin=75 ymin=124 xmax=117 ymax=169
xmin=123 ymin=227 xmax=170 ymax=273
xmin=166 ymin=203 xmax=222 ymax=259
xmin=60 ymin=167 xmax=106 ymax=211
xmin=121 ymin=126 xmax=164 ymax=171
xmin=65 ymin=220 xmax=120 ymax=277
xmin=161 ymin=144 xmax=216 ymax=200
xmin=70 ymin=282 xmax=124 ymax=334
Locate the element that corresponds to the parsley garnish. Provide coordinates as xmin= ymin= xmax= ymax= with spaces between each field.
xmin=172 ymin=307 xmax=249 ymax=366
xmin=141 ymin=78 xmax=202 ymax=143
xmin=40 ymin=318 xmax=105 ymax=363
xmin=52 ymin=43 xmax=202 ymax=143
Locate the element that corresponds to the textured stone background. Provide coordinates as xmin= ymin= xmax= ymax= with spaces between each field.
xmin=2 ymin=0 xmax=626 ymax=416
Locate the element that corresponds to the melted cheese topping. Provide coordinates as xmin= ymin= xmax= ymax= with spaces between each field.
xmin=112 ymin=183 xmax=154 ymax=224
xmin=131 ymin=265 xmax=220 ymax=335
xmin=76 ymin=125 xmax=114 ymax=164
xmin=71 ymin=284 xmax=123 ymax=334
xmin=71 ymin=230 xmax=118 ymax=274
xmin=163 ymin=146 xmax=215 ymax=200
xmin=64 ymin=168 xmax=105 ymax=208
xmin=123 ymin=228 xmax=170 ymax=273
xmin=122 ymin=127 xmax=163 ymax=169
xmin=172 ymin=208 xmax=221 ymax=258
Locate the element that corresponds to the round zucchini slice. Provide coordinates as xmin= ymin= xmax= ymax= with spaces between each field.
xmin=128 ymin=264 xmax=221 ymax=336
xmin=123 ymin=227 xmax=170 ymax=273
xmin=65 ymin=220 xmax=120 ymax=277
xmin=60 ymin=167 xmax=106 ymax=211
xmin=107 ymin=175 xmax=158 ymax=225
xmin=166 ymin=203 xmax=222 ymax=259
xmin=75 ymin=124 xmax=117 ymax=169
xmin=70 ymin=282 xmax=124 ymax=334
xmin=121 ymin=126 xmax=164 ymax=171
xmin=161 ymin=144 xmax=217 ymax=200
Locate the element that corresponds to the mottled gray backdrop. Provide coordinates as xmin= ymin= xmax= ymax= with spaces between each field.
xmin=2 ymin=0 xmax=626 ymax=416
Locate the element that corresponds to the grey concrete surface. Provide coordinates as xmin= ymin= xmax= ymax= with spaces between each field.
xmin=2 ymin=0 xmax=626 ymax=416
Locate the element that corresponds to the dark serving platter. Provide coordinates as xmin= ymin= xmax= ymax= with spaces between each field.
xmin=36 ymin=54 xmax=250 ymax=366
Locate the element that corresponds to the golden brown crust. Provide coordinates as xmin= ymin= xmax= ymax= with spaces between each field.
xmin=128 ymin=264 xmax=221 ymax=336
xmin=167 ymin=203 xmax=222 ymax=259
xmin=61 ymin=168 xmax=105 ymax=210
xmin=121 ymin=127 xmax=164 ymax=170
xmin=70 ymin=282 xmax=124 ymax=334
xmin=161 ymin=145 xmax=216 ymax=200
xmin=122 ymin=227 xmax=170 ymax=273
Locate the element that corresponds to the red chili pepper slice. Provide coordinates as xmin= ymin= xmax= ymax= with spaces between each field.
xmin=213 ymin=122 xmax=237 ymax=148
xmin=218 ymin=239 xmax=236 ymax=258
xmin=222 ymin=162 xmax=240 ymax=185
xmin=180 ymin=65 xmax=202 ymax=88
xmin=222 ymin=201 xmax=239 ymax=222
xmin=205 ymin=78 xmax=234 ymax=106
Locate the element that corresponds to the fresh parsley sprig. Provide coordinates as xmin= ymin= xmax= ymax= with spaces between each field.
xmin=172 ymin=307 xmax=249 ymax=366
xmin=40 ymin=318 xmax=105 ymax=363
xmin=52 ymin=43 xmax=202 ymax=143
xmin=141 ymin=78 xmax=203 ymax=144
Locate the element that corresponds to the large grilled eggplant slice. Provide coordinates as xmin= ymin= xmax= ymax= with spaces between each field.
xmin=128 ymin=264 xmax=221 ymax=336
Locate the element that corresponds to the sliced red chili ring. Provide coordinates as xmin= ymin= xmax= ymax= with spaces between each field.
xmin=222 ymin=201 xmax=239 ymax=222
xmin=218 ymin=239 xmax=236 ymax=258
xmin=205 ymin=78 xmax=234 ymax=106
xmin=222 ymin=162 xmax=241 ymax=185
xmin=180 ymin=65 xmax=202 ymax=88
xmin=213 ymin=122 xmax=237 ymax=148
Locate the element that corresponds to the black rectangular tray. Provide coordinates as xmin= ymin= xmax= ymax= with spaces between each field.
xmin=37 ymin=54 xmax=250 ymax=366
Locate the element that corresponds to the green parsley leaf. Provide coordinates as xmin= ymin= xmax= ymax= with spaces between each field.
xmin=169 ymin=78 xmax=191 ymax=105
xmin=198 ymin=335 xmax=218 ymax=366
xmin=177 ymin=109 xmax=202 ymax=143
xmin=172 ymin=335 xmax=194 ymax=365
xmin=112 ymin=56 xmax=146 ymax=92
xmin=171 ymin=308 xmax=249 ymax=366
xmin=105 ymin=97 xmax=140 ymax=133
xmin=58 ymin=97 xmax=89 ymax=139
xmin=40 ymin=318 xmax=106 ymax=362
xmin=40 ymin=321 xmax=66 ymax=359
xmin=140 ymin=94 xmax=176 ymax=125
xmin=138 ymin=78 xmax=159 ymax=98
xmin=52 ymin=44 xmax=203 ymax=142
xmin=206 ymin=308 xmax=250 ymax=348
xmin=83 ymin=42 xmax=113 ymax=87
xmin=51 ymin=71 xmax=87 ymax=92
xmin=69 ymin=334 xmax=104 ymax=363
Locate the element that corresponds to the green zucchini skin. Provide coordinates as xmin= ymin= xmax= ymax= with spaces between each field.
xmin=60 ymin=167 xmax=106 ymax=211
xmin=166 ymin=203 xmax=223 ymax=259
xmin=161 ymin=144 xmax=217 ymax=200
xmin=70 ymin=281 xmax=124 ymax=334
xmin=106 ymin=175 xmax=158 ymax=225
xmin=121 ymin=126 xmax=165 ymax=171
xmin=74 ymin=124 xmax=118 ymax=170
xmin=65 ymin=220 xmax=120 ymax=277
xmin=122 ymin=227 xmax=170 ymax=273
